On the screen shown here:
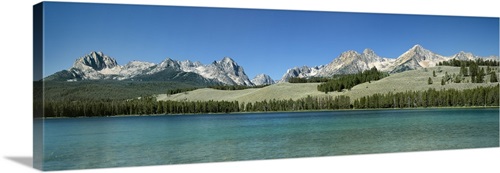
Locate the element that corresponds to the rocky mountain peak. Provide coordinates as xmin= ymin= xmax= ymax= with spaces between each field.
xmin=73 ymin=51 xmax=118 ymax=71
xmin=363 ymin=48 xmax=375 ymax=55
xmin=340 ymin=50 xmax=360 ymax=57
xmin=452 ymin=51 xmax=476 ymax=61
xmin=252 ymin=74 xmax=275 ymax=86
xmin=390 ymin=44 xmax=446 ymax=72
xmin=411 ymin=44 xmax=424 ymax=51
xmin=221 ymin=57 xmax=235 ymax=63
xmin=407 ymin=44 xmax=435 ymax=57
xmin=160 ymin=58 xmax=180 ymax=68
xmin=457 ymin=51 xmax=473 ymax=57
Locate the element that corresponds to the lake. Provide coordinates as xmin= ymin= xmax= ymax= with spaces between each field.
xmin=41 ymin=108 xmax=499 ymax=170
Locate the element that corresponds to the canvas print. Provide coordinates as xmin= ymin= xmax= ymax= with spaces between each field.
xmin=33 ymin=1 xmax=499 ymax=171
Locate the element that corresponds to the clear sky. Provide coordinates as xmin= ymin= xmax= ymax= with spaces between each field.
xmin=43 ymin=2 xmax=499 ymax=80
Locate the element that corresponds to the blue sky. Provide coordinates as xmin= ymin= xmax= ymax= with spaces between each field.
xmin=43 ymin=2 xmax=499 ymax=80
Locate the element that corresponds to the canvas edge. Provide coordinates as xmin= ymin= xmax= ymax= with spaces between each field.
xmin=33 ymin=1 xmax=44 ymax=171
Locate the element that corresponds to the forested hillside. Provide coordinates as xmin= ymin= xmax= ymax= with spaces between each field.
xmin=43 ymin=81 xmax=207 ymax=101
xmin=43 ymin=84 xmax=499 ymax=117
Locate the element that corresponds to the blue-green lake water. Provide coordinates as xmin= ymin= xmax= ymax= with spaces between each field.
xmin=42 ymin=108 xmax=499 ymax=170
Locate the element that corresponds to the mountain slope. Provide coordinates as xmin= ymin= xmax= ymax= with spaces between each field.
xmin=130 ymin=68 xmax=220 ymax=85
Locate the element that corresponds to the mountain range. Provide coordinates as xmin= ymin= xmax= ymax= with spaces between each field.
xmin=45 ymin=52 xmax=254 ymax=86
xmin=280 ymin=44 xmax=498 ymax=82
xmin=46 ymin=44 xmax=498 ymax=85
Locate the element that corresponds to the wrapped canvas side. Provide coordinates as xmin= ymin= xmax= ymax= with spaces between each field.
xmin=33 ymin=2 xmax=44 ymax=171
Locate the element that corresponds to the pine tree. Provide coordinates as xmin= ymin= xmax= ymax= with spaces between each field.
xmin=477 ymin=68 xmax=485 ymax=83
xmin=454 ymin=74 xmax=461 ymax=83
xmin=433 ymin=70 xmax=436 ymax=77
xmin=459 ymin=63 xmax=465 ymax=76
xmin=490 ymin=72 xmax=498 ymax=83
xmin=428 ymin=77 xmax=433 ymax=85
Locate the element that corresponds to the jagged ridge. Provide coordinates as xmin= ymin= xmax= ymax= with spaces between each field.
xmin=280 ymin=44 xmax=498 ymax=82
xmin=45 ymin=52 xmax=259 ymax=86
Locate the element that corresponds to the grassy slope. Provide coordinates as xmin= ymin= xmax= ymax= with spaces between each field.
xmin=157 ymin=66 xmax=499 ymax=103
xmin=346 ymin=66 xmax=498 ymax=100
xmin=156 ymin=83 xmax=323 ymax=103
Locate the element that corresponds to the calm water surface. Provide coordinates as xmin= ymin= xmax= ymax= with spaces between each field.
xmin=42 ymin=108 xmax=499 ymax=170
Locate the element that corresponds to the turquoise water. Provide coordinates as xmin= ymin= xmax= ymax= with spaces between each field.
xmin=42 ymin=108 xmax=499 ymax=170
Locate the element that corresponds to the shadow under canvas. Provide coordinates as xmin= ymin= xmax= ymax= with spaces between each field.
xmin=5 ymin=156 xmax=33 ymax=168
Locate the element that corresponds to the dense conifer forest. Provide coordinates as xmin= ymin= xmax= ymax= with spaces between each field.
xmin=316 ymin=67 xmax=388 ymax=93
xmin=353 ymin=85 xmax=499 ymax=109
xmin=42 ymin=84 xmax=499 ymax=117
xmin=209 ymin=84 xmax=269 ymax=90
xmin=288 ymin=67 xmax=388 ymax=93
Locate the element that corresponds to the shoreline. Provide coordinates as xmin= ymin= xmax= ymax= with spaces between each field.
xmin=39 ymin=106 xmax=500 ymax=119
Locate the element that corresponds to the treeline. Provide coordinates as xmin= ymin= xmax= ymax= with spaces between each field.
xmin=317 ymin=67 xmax=387 ymax=93
xmin=44 ymin=97 xmax=241 ymax=117
xmin=209 ymin=84 xmax=269 ymax=90
xmin=166 ymin=87 xmax=199 ymax=96
xmin=438 ymin=58 xmax=499 ymax=67
xmin=353 ymin=84 xmax=499 ymax=109
xmin=288 ymin=77 xmax=329 ymax=83
xmin=244 ymin=95 xmax=351 ymax=112
xmin=168 ymin=85 xmax=270 ymax=94
xmin=43 ymin=95 xmax=351 ymax=117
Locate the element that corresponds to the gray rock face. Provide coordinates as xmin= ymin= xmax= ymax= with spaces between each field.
xmin=252 ymin=74 xmax=275 ymax=86
xmin=73 ymin=51 xmax=118 ymax=71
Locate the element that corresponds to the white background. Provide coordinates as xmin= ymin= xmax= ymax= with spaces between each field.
xmin=0 ymin=0 xmax=498 ymax=172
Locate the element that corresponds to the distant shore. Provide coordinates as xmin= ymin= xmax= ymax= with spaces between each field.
xmin=40 ymin=106 xmax=499 ymax=119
